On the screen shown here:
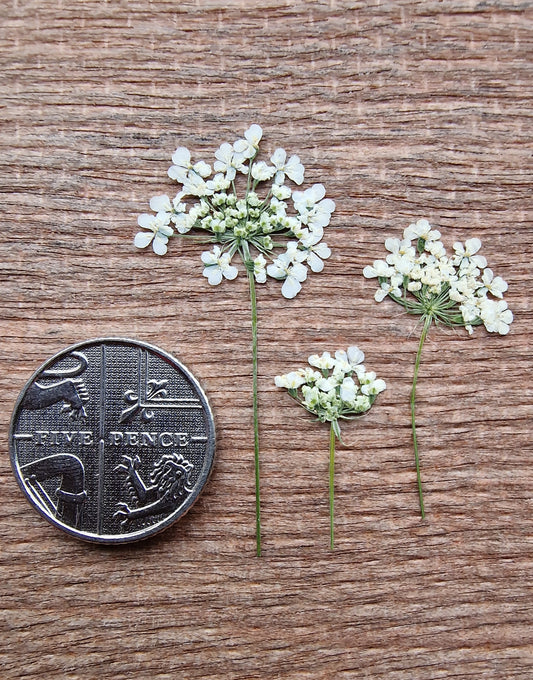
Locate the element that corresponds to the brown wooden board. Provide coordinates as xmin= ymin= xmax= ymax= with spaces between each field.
xmin=1 ymin=1 xmax=532 ymax=678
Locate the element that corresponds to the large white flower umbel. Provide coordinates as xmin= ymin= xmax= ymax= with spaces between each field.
xmin=364 ymin=219 xmax=513 ymax=518
xmin=134 ymin=124 xmax=335 ymax=555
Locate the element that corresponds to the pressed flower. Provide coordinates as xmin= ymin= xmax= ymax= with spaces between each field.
xmin=479 ymin=298 xmax=513 ymax=335
xmin=233 ymin=123 xmax=263 ymax=158
xmin=201 ymin=245 xmax=239 ymax=285
xmin=266 ymin=249 xmax=308 ymax=299
xmin=134 ymin=124 xmax=335 ymax=555
xmin=362 ymin=260 xmax=393 ymax=279
xmin=214 ymin=142 xmax=246 ymax=180
xmin=403 ymin=218 xmax=441 ymax=242
xmin=275 ymin=346 xmax=385 ymax=548
xmin=270 ymin=148 xmax=305 ymax=185
xmin=299 ymin=229 xmax=332 ymax=273
xmin=251 ymin=161 xmax=275 ymax=182
xmin=364 ymin=220 xmax=513 ymax=518
xmin=134 ymin=212 xmax=174 ymax=256
xmin=168 ymin=147 xmax=192 ymax=182
xmin=252 ymin=254 xmax=267 ymax=284
xmin=274 ymin=371 xmax=306 ymax=390
xmin=480 ymin=268 xmax=508 ymax=298
xmin=293 ymin=183 xmax=336 ymax=234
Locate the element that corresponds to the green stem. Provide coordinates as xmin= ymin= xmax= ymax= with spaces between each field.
xmin=246 ymin=260 xmax=262 ymax=556
xmin=411 ymin=315 xmax=432 ymax=519
xmin=329 ymin=421 xmax=336 ymax=550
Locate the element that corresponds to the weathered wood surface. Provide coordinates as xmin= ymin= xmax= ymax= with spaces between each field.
xmin=1 ymin=1 xmax=532 ymax=678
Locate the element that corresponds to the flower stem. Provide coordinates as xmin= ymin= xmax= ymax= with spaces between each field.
xmin=411 ymin=314 xmax=432 ymax=519
xmin=246 ymin=262 xmax=262 ymax=556
xmin=329 ymin=421 xmax=336 ymax=550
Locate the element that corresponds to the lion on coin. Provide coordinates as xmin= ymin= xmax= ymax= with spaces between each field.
xmin=113 ymin=452 xmax=194 ymax=525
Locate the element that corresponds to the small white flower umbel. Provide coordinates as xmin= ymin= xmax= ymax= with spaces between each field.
xmin=275 ymin=347 xmax=386 ymax=549
xmin=134 ymin=124 xmax=335 ymax=555
xmin=364 ymin=219 xmax=513 ymax=518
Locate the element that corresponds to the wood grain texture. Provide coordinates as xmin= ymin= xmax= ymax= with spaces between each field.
xmin=1 ymin=1 xmax=532 ymax=678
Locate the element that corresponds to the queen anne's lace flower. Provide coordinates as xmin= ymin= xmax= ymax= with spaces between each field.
xmin=182 ymin=172 xmax=213 ymax=198
xmin=334 ymin=346 xmax=364 ymax=371
xmin=274 ymin=371 xmax=307 ymax=390
xmin=167 ymin=147 xmax=192 ymax=182
xmin=253 ymin=254 xmax=267 ymax=284
xmin=362 ymin=260 xmax=393 ymax=279
xmin=134 ymin=124 xmax=335 ymax=556
xmin=233 ymin=123 xmax=263 ymax=159
xmin=363 ymin=219 xmax=513 ymax=519
xmin=275 ymin=346 xmax=386 ymax=549
xmin=168 ymin=147 xmax=211 ymax=183
xmin=403 ymin=218 xmax=441 ymax=243
xmin=479 ymin=298 xmax=513 ymax=335
xmin=135 ymin=124 xmax=333 ymax=300
xmin=453 ymin=237 xmax=487 ymax=270
xmin=292 ymin=183 xmax=336 ymax=235
xmin=299 ymin=229 xmax=332 ymax=273
xmin=267 ymin=250 xmax=308 ymax=299
xmin=251 ymin=161 xmax=275 ymax=182
xmin=214 ymin=142 xmax=246 ymax=180
xmin=308 ymin=350 xmax=335 ymax=370
xmin=279 ymin=346 xmax=386 ymax=424
xmin=480 ymin=268 xmax=508 ymax=298
xmin=364 ymin=222 xmax=512 ymax=336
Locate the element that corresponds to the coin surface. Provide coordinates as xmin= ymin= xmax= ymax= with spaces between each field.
xmin=9 ymin=338 xmax=215 ymax=543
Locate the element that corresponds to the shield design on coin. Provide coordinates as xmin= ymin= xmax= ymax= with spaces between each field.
xmin=9 ymin=338 xmax=215 ymax=543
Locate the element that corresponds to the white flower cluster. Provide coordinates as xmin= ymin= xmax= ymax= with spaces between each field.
xmin=275 ymin=346 xmax=386 ymax=428
xmin=363 ymin=219 xmax=513 ymax=335
xmin=134 ymin=124 xmax=335 ymax=299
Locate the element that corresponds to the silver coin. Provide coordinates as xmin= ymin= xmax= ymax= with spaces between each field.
xmin=9 ymin=338 xmax=215 ymax=544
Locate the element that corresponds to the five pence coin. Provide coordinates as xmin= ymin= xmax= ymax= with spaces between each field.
xmin=9 ymin=338 xmax=215 ymax=544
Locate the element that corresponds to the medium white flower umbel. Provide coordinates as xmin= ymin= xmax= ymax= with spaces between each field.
xmin=363 ymin=221 xmax=512 ymax=336
xmin=363 ymin=219 xmax=513 ymax=520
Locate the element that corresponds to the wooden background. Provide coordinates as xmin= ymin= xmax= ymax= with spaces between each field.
xmin=1 ymin=1 xmax=532 ymax=678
